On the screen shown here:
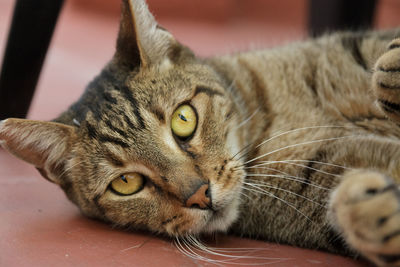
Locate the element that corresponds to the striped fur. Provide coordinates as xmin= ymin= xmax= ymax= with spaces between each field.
xmin=2 ymin=1 xmax=400 ymax=266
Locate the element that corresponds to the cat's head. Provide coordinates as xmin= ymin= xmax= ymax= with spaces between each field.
xmin=0 ymin=0 xmax=246 ymax=237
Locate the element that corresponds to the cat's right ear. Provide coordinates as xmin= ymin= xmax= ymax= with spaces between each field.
xmin=115 ymin=0 xmax=190 ymax=69
xmin=0 ymin=118 xmax=76 ymax=184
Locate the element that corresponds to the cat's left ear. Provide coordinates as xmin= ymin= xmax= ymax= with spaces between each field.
xmin=0 ymin=118 xmax=76 ymax=184
xmin=115 ymin=0 xmax=193 ymax=69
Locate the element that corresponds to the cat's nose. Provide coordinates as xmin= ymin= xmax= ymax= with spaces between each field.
xmin=185 ymin=184 xmax=212 ymax=210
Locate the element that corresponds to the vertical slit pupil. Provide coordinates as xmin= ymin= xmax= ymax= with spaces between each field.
xmin=121 ymin=175 xmax=128 ymax=183
xmin=179 ymin=114 xmax=187 ymax=122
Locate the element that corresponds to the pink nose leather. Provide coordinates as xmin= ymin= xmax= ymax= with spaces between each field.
xmin=185 ymin=184 xmax=211 ymax=209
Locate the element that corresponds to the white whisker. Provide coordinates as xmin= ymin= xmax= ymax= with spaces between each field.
xmin=181 ymin=237 xmax=223 ymax=265
xmin=242 ymin=185 xmax=313 ymax=223
xmin=246 ymin=173 xmax=331 ymax=191
xmin=185 ymin=236 xmax=291 ymax=265
xmin=247 ymin=159 xmax=350 ymax=172
xmin=234 ymin=107 xmax=260 ymax=130
xmin=245 ymin=165 xmax=332 ymax=189
xmin=174 ymin=238 xmax=203 ymax=262
xmin=244 ymin=135 xmax=357 ymax=165
xmin=244 ymin=180 xmax=327 ymax=207
xmin=245 ymin=161 xmax=340 ymax=178
xmin=236 ymin=125 xmax=356 ymax=160
xmin=254 ymin=125 xmax=355 ymax=151
xmin=239 ymin=191 xmax=252 ymax=200
xmin=58 ymin=161 xmax=82 ymax=178
xmin=271 ymin=159 xmax=351 ymax=169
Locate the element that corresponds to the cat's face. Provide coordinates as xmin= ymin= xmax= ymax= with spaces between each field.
xmin=66 ymin=62 xmax=245 ymax=236
xmin=0 ymin=0 xmax=246 ymax=237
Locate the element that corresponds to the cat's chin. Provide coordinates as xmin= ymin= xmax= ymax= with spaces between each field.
xmin=202 ymin=195 xmax=240 ymax=234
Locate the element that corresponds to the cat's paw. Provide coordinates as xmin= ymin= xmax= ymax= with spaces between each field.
xmin=373 ymin=38 xmax=400 ymax=123
xmin=329 ymin=170 xmax=400 ymax=266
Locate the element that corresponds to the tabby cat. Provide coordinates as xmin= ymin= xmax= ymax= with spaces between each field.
xmin=1 ymin=0 xmax=400 ymax=265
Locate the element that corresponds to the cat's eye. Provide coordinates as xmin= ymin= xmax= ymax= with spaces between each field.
xmin=110 ymin=173 xmax=144 ymax=196
xmin=171 ymin=104 xmax=197 ymax=138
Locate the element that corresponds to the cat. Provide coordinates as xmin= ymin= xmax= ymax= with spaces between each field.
xmin=1 ymin=0 xmax=400 ymax=265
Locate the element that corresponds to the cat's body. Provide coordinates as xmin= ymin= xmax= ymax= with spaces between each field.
xmin=1 ymin=1 xmax=400 ymax=266
xmin=211 ymin=32 xmax=400 ymax=254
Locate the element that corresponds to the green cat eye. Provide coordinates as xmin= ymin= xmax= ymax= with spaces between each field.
xmin=110 ymin=173 xmax=144 ymax=195
xmin=171 ymin=104 xmax=197 ymax=138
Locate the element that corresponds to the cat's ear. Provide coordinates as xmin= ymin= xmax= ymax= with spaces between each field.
xmin=116 ymin=0 xmax=189 ymax=68
xmin=0 ymin=118 xmax=76 ymax=184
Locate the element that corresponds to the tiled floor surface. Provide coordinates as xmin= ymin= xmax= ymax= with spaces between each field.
xmin=1 ymin=0 xmax=399 ymax=266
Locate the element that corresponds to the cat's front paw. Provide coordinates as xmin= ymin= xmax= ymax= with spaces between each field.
xmin=329 ymin=170 xmax=400 ymax=266
xmin=373 ymin=38 xmax=400 ymax=123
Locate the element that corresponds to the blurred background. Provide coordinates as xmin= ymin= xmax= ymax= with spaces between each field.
xmin=0 ymin=0 xmax=400 ymax=121
xmin=0 ymin=1 xmax=400 ymax=266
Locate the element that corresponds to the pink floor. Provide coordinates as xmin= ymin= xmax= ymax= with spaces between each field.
xmin=1 ymin=0 xmax=400 ymax=266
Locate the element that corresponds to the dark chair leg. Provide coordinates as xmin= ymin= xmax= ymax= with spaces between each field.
xmin=309 ymin=0 xmax=377 ymax=37
xmin=0 ymin=0 xmax=64 ymax=120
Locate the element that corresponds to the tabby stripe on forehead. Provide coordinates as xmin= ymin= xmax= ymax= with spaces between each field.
xmin=100 ymin=70 xmax=146 ymax=129
xmin=103 ymin=91 xmax=118 ymax=104
xmin=103 ymin=150 xmax=125 ymax=167
xmin=149 ymin=106 xmax=165 ymax=123
xmin=194 ymin=86 xmax=224 ymax=98
xmin=98 ymin=135 xmax=130 ymax=148
xmin=119 ymin=85 xmax=146 ymax=129
xmin=341 ymin=35 xmax=368 ymax=70
xmin=104 ymin=119 xmax=129 ymax=139
xmin=122 ymin=113 xmax=137 ymax=130
xmin=86 ymin=123 xmax=98 ymax=139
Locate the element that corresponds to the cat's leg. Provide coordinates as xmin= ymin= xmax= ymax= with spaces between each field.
xmin=329 ymin=169 xmax=400 ymax=266
xmin=373 ymin=38 xmax=400 ymax=123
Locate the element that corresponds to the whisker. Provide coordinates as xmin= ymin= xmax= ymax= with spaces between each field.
xmin=242 ymin=185 xmax=313 ymax=223
xmin=231 ymin=141 xmax=255 ymax=161
xmin=275 ymin=159 xmax=351 ymax=169
xmin=58 ymin=161 xmax=82 ymax=178
xmin=244 ymin=180 xmax=327 ymax=207
xmin=245 ymin=161 xmax=341 ymax=178
xmin=239 ymin=191 xmax=253 ymax=200
xmin=188 ymin=236 xmax=253 ymax=254
xmin=234 ymin=107 xmax=260 ymax=130
xmin=235 ymin=125 xmax=356 ymax=161
xmin=245 ymin=164 xmax=324 ymax=183
xmin=247 ymin=159 xmax=351 ymax=171
xmin=181 ymin=237 xmax=222 ymax=264
xmin=246 ymin=173 xmax=331 ymax=191
xmin=253 ymin=125 xmax=356 ymax=151
xmin=174 ymin=237 xmax=204 ymax=262
xmin=244 ymin=135 xmax=357 ymax=165
xmin=186 ymin=236 xmax=291 ymax=265
xmin=179 ymin=236 xmax=228 ymax=266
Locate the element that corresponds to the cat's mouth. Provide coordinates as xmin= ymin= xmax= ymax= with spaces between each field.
xmin=177 ymin=160 xmax=245 ymax=236
xmin=202 ymin=195 xmax=241 ymax=234
xmin=201 ymin=180 xmax=243 ymax=234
